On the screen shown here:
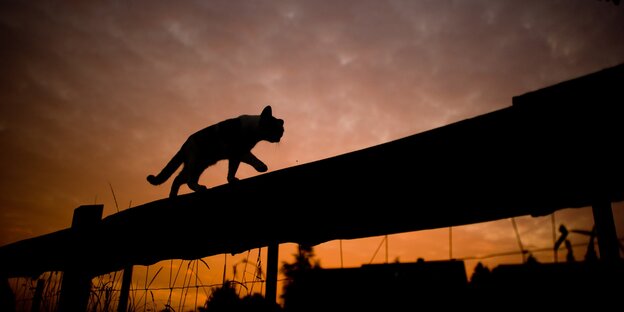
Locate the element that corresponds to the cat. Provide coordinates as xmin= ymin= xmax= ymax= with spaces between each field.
xmin=147 ymin=105 xmax=284 ymax=197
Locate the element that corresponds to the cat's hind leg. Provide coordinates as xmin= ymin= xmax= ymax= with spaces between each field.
xmin=187 ymin=171 xmax=208 ymax=193
xmin=169 ymin=173 xmax=185 ymax=198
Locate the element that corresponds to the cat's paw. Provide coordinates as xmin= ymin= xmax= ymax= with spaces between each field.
xmin=227 ymin=177 xmax=240 ymax=183
xmin=189 ymin=184 xmax=208 ymax=192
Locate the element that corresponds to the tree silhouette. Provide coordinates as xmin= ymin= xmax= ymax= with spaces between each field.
xmin=280 ymin=245 xmax=321 ymax=312
xmin=198 ymin=281 xmax=282 ymax=312
xmin=199 ymin=281 xmax=241 ymax=312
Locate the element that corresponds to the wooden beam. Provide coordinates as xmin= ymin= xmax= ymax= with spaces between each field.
xmin=58 ymin=205 xmax=103 ymax=312
xmin=265 ymin=243 xmax=279 ymax=305
xmin=30 ymin=279 xmax=44 ymax=312
xmin=592 ymin=199 xmax=620 ymax=261
xmin=0 ymin=277 xmax=15 ymax=312
xmin=117 ymin=265 xmax=133 ymax=312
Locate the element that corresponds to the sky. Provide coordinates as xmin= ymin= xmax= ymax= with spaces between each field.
xmin=1 ymin=0 xmax=624 ymax=308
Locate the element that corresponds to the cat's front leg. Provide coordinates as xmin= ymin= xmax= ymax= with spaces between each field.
xmin=227 ymin=159 xmax=240 ymax=183
xmin=242 ymin=152 xmax=268 ymax=172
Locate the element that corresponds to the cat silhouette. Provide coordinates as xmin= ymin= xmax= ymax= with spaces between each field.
xmin=147 ymin=105 xmax=284 ymax=197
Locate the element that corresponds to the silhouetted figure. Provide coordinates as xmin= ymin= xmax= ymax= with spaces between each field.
xmin=565 ymin=240 xmax=575 ymax=262
xmin=147 ymin=106 xmax=284 ymax=197
xmin=554 ymin=224 xmax=569 ymax=253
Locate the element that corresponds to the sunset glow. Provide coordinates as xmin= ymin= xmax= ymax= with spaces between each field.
xmin=1 ymin=0 xmax=623 ymax=310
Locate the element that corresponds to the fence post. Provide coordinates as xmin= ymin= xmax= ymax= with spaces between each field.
xmin=592 ymin=199 xmax=619 ymax=261
xmin=30 ymin=279 xmax=44 ymax=312
xmin=117 ymin=265 xmax=133 ymax=312
xmin=1 ymin=276 xmax=15 ymax=312
xmin=265 ymin=243 xmax=279 ymax=305
xmin=58 ymin=205 xmax=103 ymax=312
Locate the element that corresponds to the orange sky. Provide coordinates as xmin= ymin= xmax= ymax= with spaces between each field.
xmin=2 ymin=0 xmax=624 ymax=309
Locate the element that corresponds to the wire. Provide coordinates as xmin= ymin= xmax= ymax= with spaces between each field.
xmin=368 ymin=236 xmax=387 ymax=264
xmin=511 ymin=218 xmax=526 ymax=262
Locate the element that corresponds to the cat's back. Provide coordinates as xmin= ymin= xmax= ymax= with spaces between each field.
xmin=189 ymin=114 xmax=258 ymax=142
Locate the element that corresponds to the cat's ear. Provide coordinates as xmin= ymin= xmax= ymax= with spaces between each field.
xmin=261 ymin=105 xmax=273 ymax=118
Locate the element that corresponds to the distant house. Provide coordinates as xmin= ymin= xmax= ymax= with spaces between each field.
xmin=283 ymin=259 xmax=624 ymax=311
xmin=282 ymin=260 xmax=468 ymax=311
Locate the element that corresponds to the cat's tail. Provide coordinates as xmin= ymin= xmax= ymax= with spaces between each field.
xmin=147 ymin=150 xmax=183 ymax=185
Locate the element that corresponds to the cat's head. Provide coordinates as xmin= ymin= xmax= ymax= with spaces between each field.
xmin=259 ymin=105 xmax=284 ymax=143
